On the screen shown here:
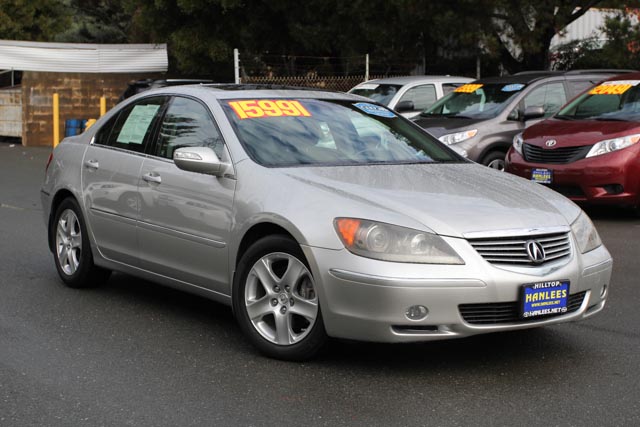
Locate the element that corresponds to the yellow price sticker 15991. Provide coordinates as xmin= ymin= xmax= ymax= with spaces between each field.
xmin=589 ymin=84 xmax=633 ymax=95
xmin=455 ymin=84 xmax=483 ymax=93
xmin=228 ymin=100 xmax=312 ymax=119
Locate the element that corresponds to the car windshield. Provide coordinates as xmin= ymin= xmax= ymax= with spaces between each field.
xmin=221 ymin=98 xmax=463 ymax=167
xmin=349 ymin=84 xmax=403 ymax=106
xmin=555 ymin=80 xmax=640 ymax=121
xmin=421 ymin=82 xmax=526 ymax=119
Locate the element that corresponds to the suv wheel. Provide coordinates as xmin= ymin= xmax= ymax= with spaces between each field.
xmin=482 ymin=151 xmax=506 ymax=171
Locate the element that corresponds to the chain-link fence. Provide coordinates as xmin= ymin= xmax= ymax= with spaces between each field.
xmin=241 ymin=74 xmax=395 ymax=92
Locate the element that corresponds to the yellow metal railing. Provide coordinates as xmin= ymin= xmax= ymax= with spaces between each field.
xmin=52 ymin=95 xmax=107 ymax=146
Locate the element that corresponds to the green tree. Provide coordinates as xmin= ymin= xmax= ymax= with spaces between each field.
xmin=55 ymin=0 xmax=130 ymax=43
xmin=0 ymin=0 xmax=71 ymax=41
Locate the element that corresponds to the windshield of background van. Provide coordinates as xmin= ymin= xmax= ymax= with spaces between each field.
xmin=556 ymin=81 xmax=640 ymax=121
xmin=221 ymin=99 xmax=462 ymax=167
xmin=421 ymin=83 xmax=526 ymax=119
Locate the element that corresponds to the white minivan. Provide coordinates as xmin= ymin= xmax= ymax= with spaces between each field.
xmin=349 ymin=75 xmax=473 ymax=118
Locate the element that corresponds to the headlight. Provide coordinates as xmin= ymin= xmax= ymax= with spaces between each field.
xmin=334 ymin=218 xmax=464 ymax=264
xmin=513 ymin=132 xmax=524 ymax=155
xmin=571 ymin=211 xmax=602 ymax=253
xmin=438 ymin=129 xmax=477 ymax=145
xmin=586 ymin=133 xmax=640 ymax=158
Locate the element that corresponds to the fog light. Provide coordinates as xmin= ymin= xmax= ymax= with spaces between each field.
xmin=405 ymin=305 xmax=428 ymax=320
xmin=600 ymin=285 xmax=608 ymax=298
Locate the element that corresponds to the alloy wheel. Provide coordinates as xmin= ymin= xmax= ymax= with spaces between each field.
xmin=55 ymin=209 xmax=82 ymax=275
xmin=244 ymin=252 xmax=318 ymax=346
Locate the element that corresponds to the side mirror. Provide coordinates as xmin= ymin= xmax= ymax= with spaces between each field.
xmin=523 ymin=106 xmax=545 ymax=121
xmin=395 ymin=100 xmax=415 ymax=113
xmin=173 ymin=147 xmax=227 ymax=176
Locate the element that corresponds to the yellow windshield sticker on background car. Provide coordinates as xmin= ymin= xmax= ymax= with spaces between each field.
xmin=589 ymin=80 xmax=640 ymax=95
xmin=228 ymin=100 xmax=312 ymax=119
xmin=454 ymin=84 xmax=483 ymax=93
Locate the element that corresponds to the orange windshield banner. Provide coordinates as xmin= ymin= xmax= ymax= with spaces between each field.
xmin=228 ymin=100 xmax=312 ymax=119
xmin=588 ymin=81 xmax=639 ymax=95
xmin=454 ymin=84 xmax=483 ymax=93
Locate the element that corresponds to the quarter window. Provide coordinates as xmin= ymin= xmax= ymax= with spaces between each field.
xmin=153 ymin=97 xmax=225 ymax=160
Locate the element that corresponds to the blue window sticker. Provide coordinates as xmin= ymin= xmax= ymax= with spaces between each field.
xmin=502 ymin=83 xmax=525 ymax=92
xmin=353 ymin=102 xmax=397 ymax=118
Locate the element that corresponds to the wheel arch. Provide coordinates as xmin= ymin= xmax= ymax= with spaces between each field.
xmin=234 ymin=222 xmax=298 ymax=269
xmin=48 ymin=189 xmax=78 ymax=252
xmin=479 ymin=141 xmax=512 ymax=164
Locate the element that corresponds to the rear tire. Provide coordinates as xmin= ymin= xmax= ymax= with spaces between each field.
xmin=482 ymin=151 xmax=506 ymax=171
xmin=51 ymin=197 xmax=111 ymax=288
xmin=233 ymin=235 xmax=327 ymax=361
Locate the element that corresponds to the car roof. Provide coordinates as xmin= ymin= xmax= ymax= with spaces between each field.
xmin=476 ymin=69 xmax=636 ymax=85
xmin=125 ymin=84 xmax=366 ymax=102
xmin=356 ymin=75 xmax=473 ymax=85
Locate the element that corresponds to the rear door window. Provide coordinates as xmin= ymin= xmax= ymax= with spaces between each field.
xmin=95 ymin=96 xmax=167 ymax=153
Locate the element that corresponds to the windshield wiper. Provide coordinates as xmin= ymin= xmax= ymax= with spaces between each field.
xmin=444 ymin=114 xmax=473 ymax=119
xmin=593 ymin=117 xmax=630 ymax=122
xmin=554 ymin=115 xmax=576 ymax=121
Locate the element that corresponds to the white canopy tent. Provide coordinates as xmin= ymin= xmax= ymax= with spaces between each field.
xmin=0 ymin=40 xmax=168 ymax=73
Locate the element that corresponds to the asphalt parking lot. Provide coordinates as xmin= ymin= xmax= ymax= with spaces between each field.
xmin=1 ymin=143 xmax=639 ymax=426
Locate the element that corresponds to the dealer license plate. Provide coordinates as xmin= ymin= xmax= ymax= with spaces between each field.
xmin=521 ymin=280 xmax=570 ymax=318
xmin=531 ymin=168 xmax=552 ymax=184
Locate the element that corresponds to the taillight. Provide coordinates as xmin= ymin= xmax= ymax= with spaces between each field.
xmin=45 ymin=152 xmax=53 ymax=173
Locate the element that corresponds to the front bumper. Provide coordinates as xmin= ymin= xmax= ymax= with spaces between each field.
xmin=505 ymin=147 xmax=640 ymax=207
xmin=302 ymin=235 xmax=612 ymax=343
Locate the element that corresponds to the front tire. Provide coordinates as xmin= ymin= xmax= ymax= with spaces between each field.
xmin=482 ymin=150 xmax=506 ymax=171
xmin=233 ymin=235 xmax=327 ymax=360
xmin=51 ymin=197 xmax=110 ymax=288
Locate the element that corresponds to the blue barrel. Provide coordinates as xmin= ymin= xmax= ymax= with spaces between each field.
xmin=65 ymin=119 xmax=82 ymax=136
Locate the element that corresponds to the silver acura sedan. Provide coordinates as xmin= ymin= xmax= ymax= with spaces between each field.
xmin=41 ymin=85 xmax=612 ymax=360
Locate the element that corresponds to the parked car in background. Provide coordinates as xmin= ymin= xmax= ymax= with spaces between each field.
xmin=506 ymin=72 xmax=640 ymax=213
xmin=412 ymin=70 xmax=633 ymax=170
xmin=348 ymin=76 xmax=473 ymax=118
xmin=42 ymin=85 xmax=612 ymax=360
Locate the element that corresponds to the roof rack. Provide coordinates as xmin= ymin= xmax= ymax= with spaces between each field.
xmin=512 ymin=71 xmax=561 ymax=76
xmin=563 ymin=69 xmax=637 ymax=75
xmin=513 ymin=69 xmax=637 ymax=76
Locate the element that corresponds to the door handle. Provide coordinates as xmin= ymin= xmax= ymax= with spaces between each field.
xmin=84 ymin=159 xmax=99 ymax=170
xmin=142 ymin=172 xmax=162 ymax=184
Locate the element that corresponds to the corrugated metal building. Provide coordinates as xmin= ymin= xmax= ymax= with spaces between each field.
xmin=550 ymin=8 xmax=624 ymax=49
xmin=0 ymin=40 xmax=168 ymax=146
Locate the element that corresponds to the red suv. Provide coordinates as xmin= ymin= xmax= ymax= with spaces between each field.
xmin=505 ymin=72 xmax=640 ymax=212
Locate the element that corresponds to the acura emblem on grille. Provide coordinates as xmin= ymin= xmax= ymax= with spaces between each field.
xmin=525 ymin=240 xmax=546 ymax=263
xmin=545 ymin=139 xmax=557 ymax=147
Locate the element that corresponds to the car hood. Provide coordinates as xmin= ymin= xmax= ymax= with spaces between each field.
xmin=411 ymin=116 xmax=487 ymax=138
xmin=524 ymin=118 xmax=640 ymax=147
xmin=281 ymin=163 xmax=580 ymax=238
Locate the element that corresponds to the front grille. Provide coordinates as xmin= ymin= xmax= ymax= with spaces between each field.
xmin=459 ymin=291 xmax=586 ymax=325
xmin=468 ymin=232 xmax=571 ymax=266
xmin=523 ymin=143 xmax=590 ymax=164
